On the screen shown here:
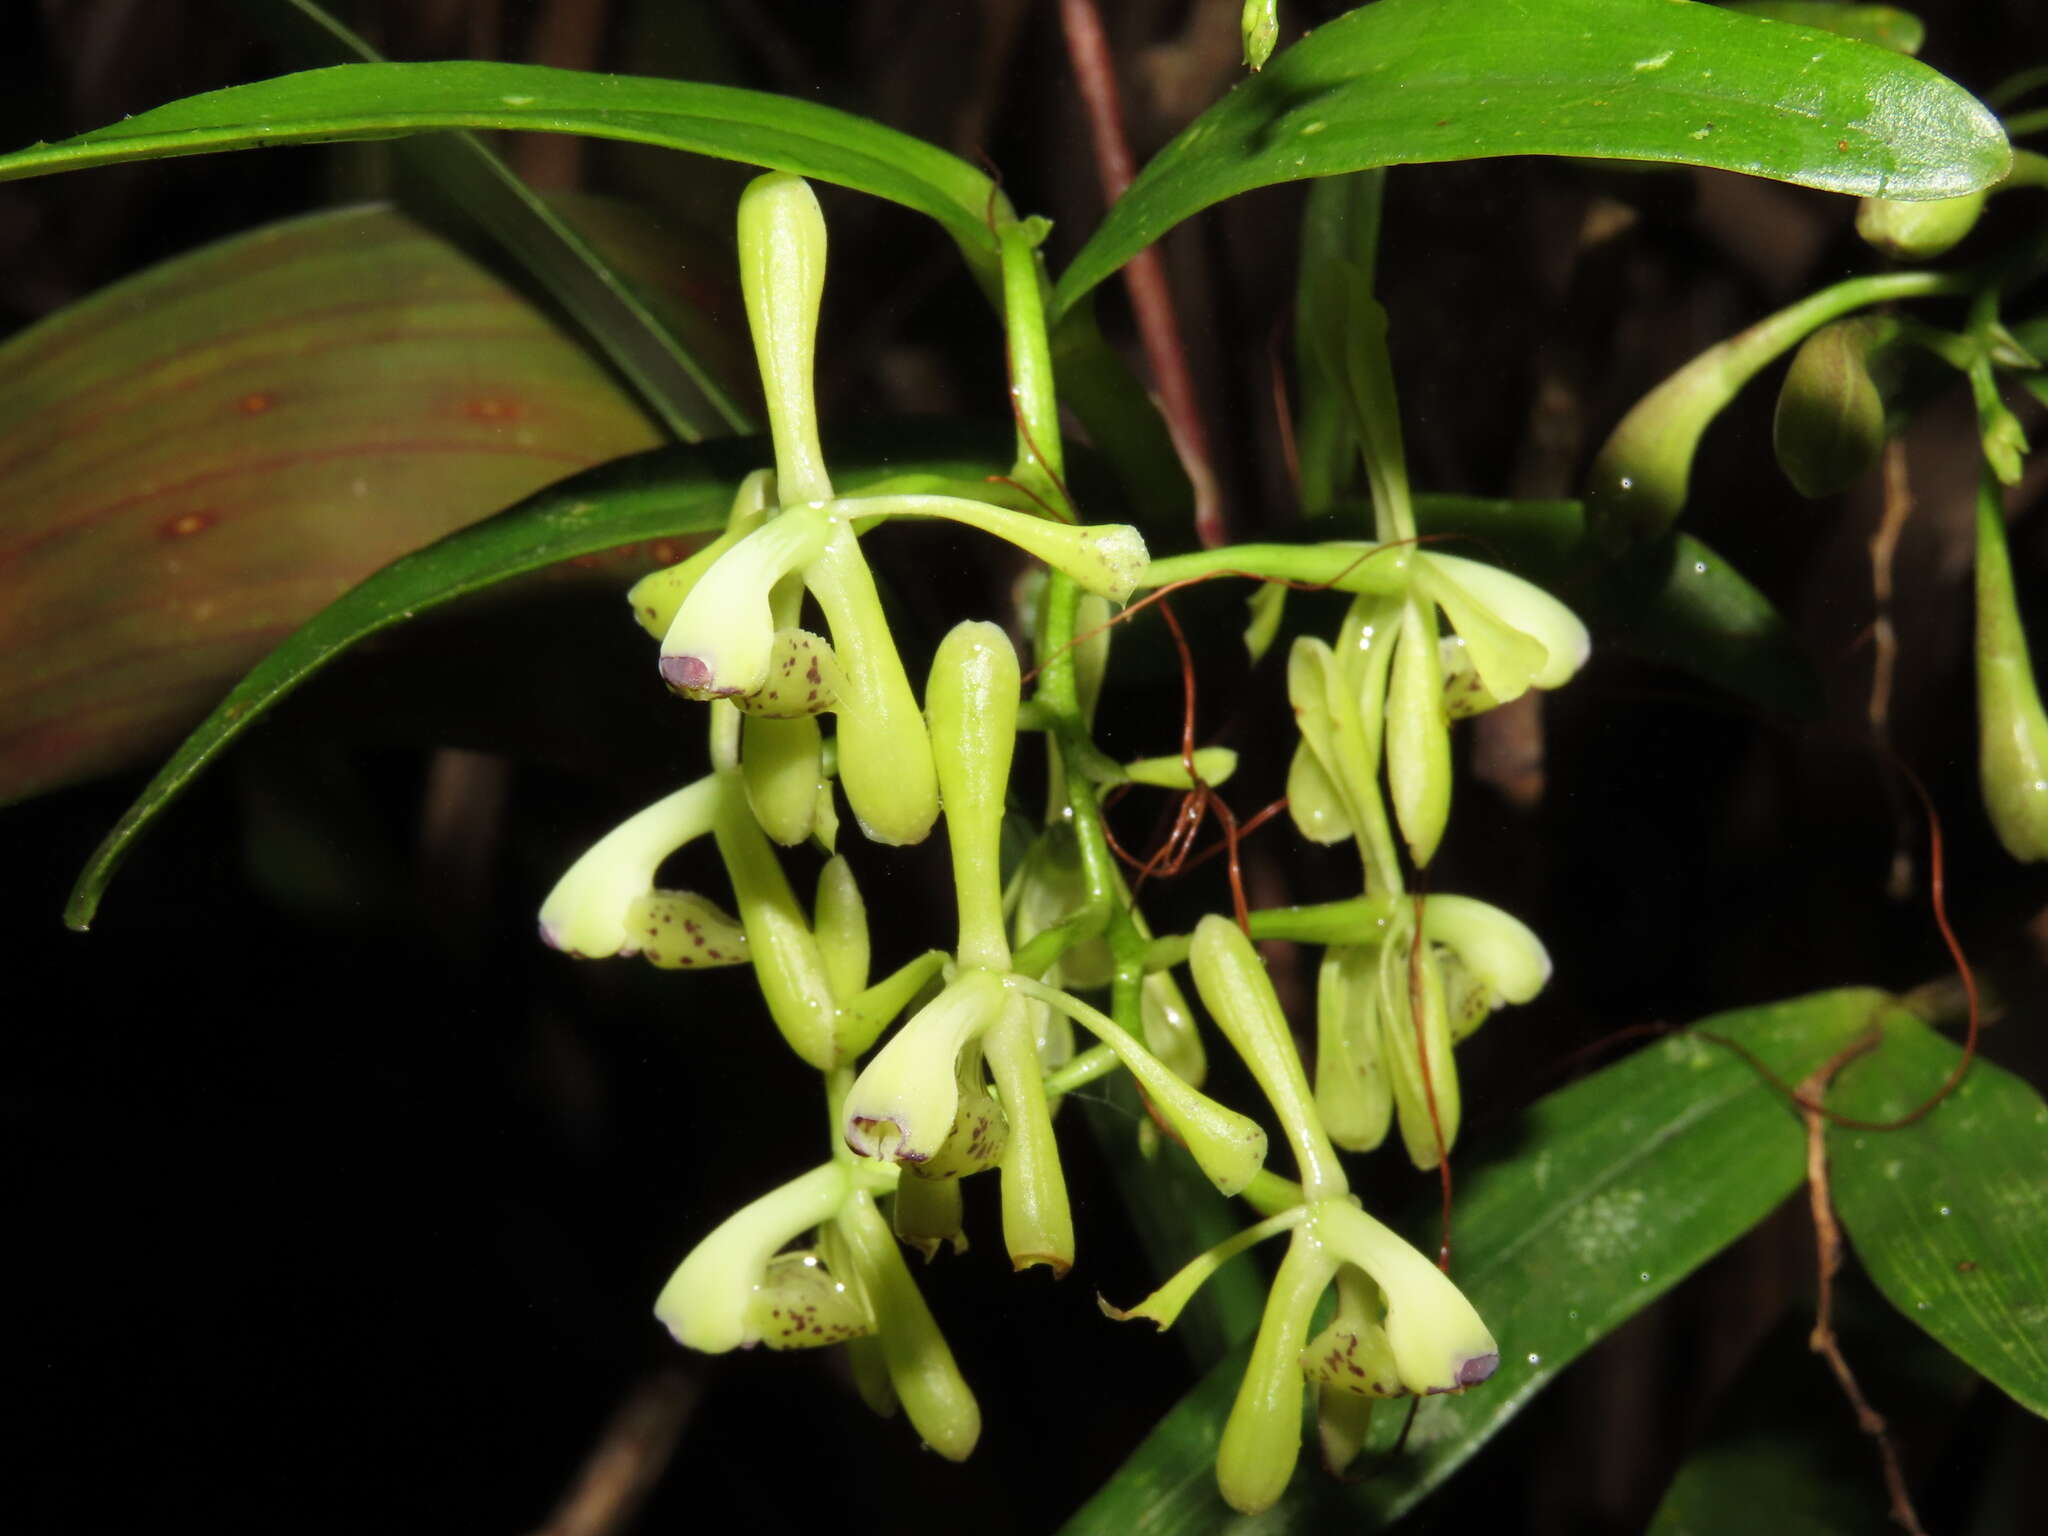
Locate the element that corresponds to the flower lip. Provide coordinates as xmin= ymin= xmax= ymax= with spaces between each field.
xmin=659 ymin=654 xmax=717 ymax=693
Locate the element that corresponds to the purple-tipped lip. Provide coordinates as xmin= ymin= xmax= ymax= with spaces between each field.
xmin=659 ymin=653 xmax=715 ymax=692
xmin=1457 ymin=1352 xmax=1500 ymax=1388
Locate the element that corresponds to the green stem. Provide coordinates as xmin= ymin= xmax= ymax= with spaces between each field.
xmin=1139 ymin=541 xmax=1415 ymax=595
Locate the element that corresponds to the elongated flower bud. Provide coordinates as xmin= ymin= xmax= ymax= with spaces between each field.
xmin=1773 ymin=316 xmax=1899 ymax=498
xmin=1386 ymin=597 xmax=1451 ymax=868
xmin=1216 ymin=1229 xmax=1336 ymax=1514
xmin=1976 ymin=474 xmax=2048 ymax=860
xmin=738 ymin=173 xmax=832 ymax=505
xmin=1241 ymin=0 xmax=1278 ymax=69
xmin=712 ymin=778 xmax=841 ymax=1069
xmin=928 ymin=621 xmax=1020 ymax=970
xmin=539 ymin=776 xmax=722 ymax=958
xmin=1189 ymin=914 xmax=1344 ymax=1199
xmin=742 ymin=713 xmax=824 ymax=846
xmin=654 ymin=1162 xmax=849 ymax=1353
xmin=1314 ymin=944 xmax=1393 ymax=1152
xmin=1123 ymin=747 xmax=1238 ymax=788
xmin=813 ymin=855 xmax=871 ymax=1002
xmin=1308 ymin=1200 xmax=1498 ymax=1396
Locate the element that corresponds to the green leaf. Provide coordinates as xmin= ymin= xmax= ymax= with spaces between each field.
xmin=0 ymin=200 xmax=702 ymax=807
xmin=0 ymin=60 xmax=1006 ymax=286
xmin=235 ymin=0 xmax=750 ymax=441
xmin=1054 ymin=0 xmax=2009 ymax=313
xmin=61 ymin=425 xmax=1025 ymax=930
xmin=1720 ymin=3 xmax=1925 ymax=56
xmin=1062 ymin=988 xmax=1896 ymax=1533
xmin=1829 ymin=1011 xmax=2048 ymax=1417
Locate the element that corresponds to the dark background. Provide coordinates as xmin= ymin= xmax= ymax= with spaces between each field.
xmin=6 ymin=1 xmax=2048 ymax=1532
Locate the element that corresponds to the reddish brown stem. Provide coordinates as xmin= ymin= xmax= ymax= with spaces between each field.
xmin=1057 ymin=0 xmax=1225 ymax=547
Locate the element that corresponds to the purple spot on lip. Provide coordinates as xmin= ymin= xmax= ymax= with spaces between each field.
xmin=660 ymin=653 xmax=713 ymax=691
xmin=1457 ymin=1352 xmax=1500 ymax=1387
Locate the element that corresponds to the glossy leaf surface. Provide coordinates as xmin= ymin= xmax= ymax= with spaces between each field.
xmin=1063 ymin=989 xmax=1898 ymax=1533
xmin=1829 ymin=1012 xmax=2048 ymax=1417
xmin=0 ymin=202 xmax=677 ymax=806
xmin=0 ymin=61 xmax=1005 ymax=284
xmin=1055 ymin=0 xmax=2008 ymax=311
xmin=62 ymin=427 xmax=1026 ymax=929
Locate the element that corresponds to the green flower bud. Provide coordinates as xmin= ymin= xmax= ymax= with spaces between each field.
xmin=1189 ymin=914 xmax=1344 ymax=1199
xmin=1857 ymin=189 xmax=1987 ymax=261
xmin=1386 ymin=598 xmax=1451 ymax=869
xmin=628 ymin=470 xmax=773 ymax=638
xmin=929 ymin=622 xmax=1021 ymax=970
xmin=1216 ymin=1229 xmax=1336 ymax=1514
xmin=1314 ymin=944 xmax=1393 ymax=1153
xmin=539 ymin=776 xmax=722 ymax=958
xmin=1287 ymin=738 xmax=1354 ymax=844
xmin=802 ymin=523 xmax=939 ymax=846
xmin=654 ymin=1162 xmax=849 ymax=1353
xmin=623 ymin=889 xmax=749 ymax=970
xmin=842 ymin=970 xmax=1009 ymax=1169
xmin=712 ymin=778 xmax=841 ymax=1069
xmin=1976 ymin=474 xmax=2048 ymax=860
xmin=891 ymin=1169 xmax=967 ymax=1261
xmin=742 ymin=713 xmax=824 ymax=847
xmin=657 ymin=504 xmax=834 ymax=698
xmin=813 ymin=854 xmax=871 ymax=1002
xmin=1241 ymin=0 xmax=1279 ymax=70
xmin=746 ymin=1249 xmax=873 ymax=1349
xmin=1378 ymin=939 xmax=1461 ymax=1170
xmin=1121 ymin=747 xmax=1239 ymax=789
xmin=737 ymin=173 xmax=832 ymax=505
xmin=1773 ymin=316 xmax=1900 ymax=497
xmin=833 ymin=1188 xmax=980 ymax=1461
xmin=1307 ymin=1200 xmax=1498 ymax=1396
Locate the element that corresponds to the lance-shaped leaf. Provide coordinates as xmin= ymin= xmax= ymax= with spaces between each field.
xmin=1055 ymin=0 xmax=2009 ymax=313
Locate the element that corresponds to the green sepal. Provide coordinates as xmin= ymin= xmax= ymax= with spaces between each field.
xmin=1378 ymin=938 xmax=1461 ymax=1170
xmin=741 ymin=713 xmax=824 ymax=847
xmin=1857 ymin=187 xmax=1988 ymax=260
xmin=813 ymin=854 xmax=871 ymax=1001
xmin=1314 ymin=944 xmax=1393 ymax=1153
xmin=1386 ymin=598 xmax=1451 ymax=870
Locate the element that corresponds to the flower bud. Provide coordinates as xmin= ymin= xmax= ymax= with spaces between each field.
xmin=1773 ymin=316 xmax=1898 ymax=497
xmin=1189 ymin=914 xmax=1343 ymax=1198
xmin=623 ymin=889 xmax=749 ymax=970
xmin=1308 ymin=1200 xmax=1498 ymax=1396
xmin=1216 ymin=1230 xmax=1336 ymax=1514
xmin=539 ymin=776 xmax=722 ymax=958
xmin=1378 ymin=940 xmax=1461 ymax=1170
xmin=742 ymin=713 xmax=824 ymax=847
xmin=1122 ymin=746 xmax=1239 ymax=789
xmin=813 ymin=854 xmax=871 ymax=1001
xmin=1856 ymin=189 xmax=1987 ymax=261
xmin=1976 ymin=474 xmax=2048 ymax=860
xmin=928 ymin=621 xmax=1020 ymax=969
xmin=1386 ymin=598 xmax=1451 ymax=869
xmin=1314 ymin=944 xmax=1393 ymax=1152
xmin=1241 ymin=0 xmax=1279 ymax=70
xmin=737 ymin=173 xmax=832 ymax=504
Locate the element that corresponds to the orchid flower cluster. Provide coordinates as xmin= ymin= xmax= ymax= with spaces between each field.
xmin=537 ymin=169 xmax=1588 ymax=1513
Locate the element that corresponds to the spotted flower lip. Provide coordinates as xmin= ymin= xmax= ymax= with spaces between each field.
xmin=537 ymin=776 xmax=723 ymax=958
xmin=1307 ymin=1200 xmax=1499 ymax=1396
xmin=654 ymin=1162 xmax=851 ymax=1354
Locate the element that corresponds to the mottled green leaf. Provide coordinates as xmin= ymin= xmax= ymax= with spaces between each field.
xmin=1830 ymin=1012 xmax=2048 ymax=1417
xmin=1056 ymin=0 xmax=2008 ymax=312
xmin=1063 ymin=988 xmax=1897 ymax=1533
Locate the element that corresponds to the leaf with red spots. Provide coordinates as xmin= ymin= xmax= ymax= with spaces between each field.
xmin=0 ymin=199 xmax=748 ymax=808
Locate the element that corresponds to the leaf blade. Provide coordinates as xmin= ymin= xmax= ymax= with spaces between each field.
xmin=1055 ymin=0 xmax=2009 ymax=313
